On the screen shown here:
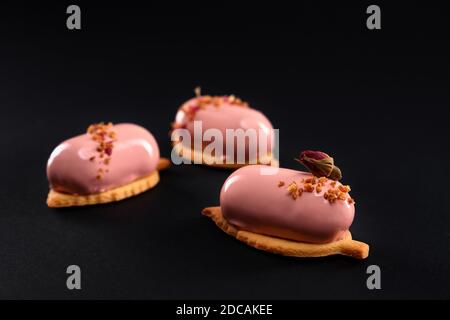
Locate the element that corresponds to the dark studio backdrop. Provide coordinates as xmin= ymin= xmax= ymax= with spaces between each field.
xmin=0 ymin=2 xmax=449 ymax=299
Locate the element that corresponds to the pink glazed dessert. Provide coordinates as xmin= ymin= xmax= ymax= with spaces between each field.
xmin=46 ymin=122 xmax=166 ymax=208
xmin=221 ymin=165 xmax=355 ymax=244
xmin=171 ymin=89 xmax=276 ymax=168
xmin=203 ymin=150 xmax=369 ymax=259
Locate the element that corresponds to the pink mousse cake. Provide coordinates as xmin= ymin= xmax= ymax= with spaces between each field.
xmin=171 ymin=91 xmax=275 ymax=166
xmin=220 ymin=165 xmax=355 ymax=244
xmin=47 ymin=123 xmax=160 ymax=196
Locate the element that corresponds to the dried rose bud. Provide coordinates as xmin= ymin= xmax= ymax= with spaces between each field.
xmin=296 ymin=150 xmax=342 ymax=181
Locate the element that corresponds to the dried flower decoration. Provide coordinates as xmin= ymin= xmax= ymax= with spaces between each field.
xmin=295 ymin=150 xmax=342 ymax=181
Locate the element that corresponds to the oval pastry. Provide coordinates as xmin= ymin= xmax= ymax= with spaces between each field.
xmin=171 ymin=89 xmax=277 ymax=168
xmin=203 ymin=164 xmax=369 ymax=259
xmin=221 ymin=165 xmax=354 ymax=244
xmin=46 ymin=123 xmax=169 ymax=207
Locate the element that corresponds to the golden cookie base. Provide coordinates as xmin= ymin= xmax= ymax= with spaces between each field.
xmin=47 ymin=158 xmax=170 ymax=208
xmin=156 ymin=157 xmax=171 ymax=171
xmin=202 ymin=206 xmax=369 ymax=259
xmin=172 ymin=142 xmax=279 ymax=169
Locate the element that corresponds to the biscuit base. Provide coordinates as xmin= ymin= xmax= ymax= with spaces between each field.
xmin=47 ymin=158 xmax=170 ymax=208
xmin=172 ymin=142 xmax=279 ymax=169
xmin=156 ymin=157 xmax=171 ymax=171
xmin=202 ymin=206 xmax=369 ymax=259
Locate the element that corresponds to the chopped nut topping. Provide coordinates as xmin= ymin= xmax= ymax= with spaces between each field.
xmin=324 ymin=190 xmax=337 ymax=203
xmin=87 ymin=122 xmax=117 ymax=180
xmin=338 ymin=192 xmax=347 ymax=201
xmin=287 ymin=181 xmax=299 ymax=199
xmin=287 ymin=181 xmax=297 ymax=192
xmin=171 ymin=90 xmax=249 ymax=131
xmin=282 ymin=176 xmax=354 ymax=205
xmin=304 ymin=183 xmax=314 ymax=192
xmin=323 ymin=184 xmax=354 ymax=204
xmin=318 ymin=177 xmax=328 ymax=184
xmin=200 ymin=95 xmax=212 ymax=104
xmin=338 ymin=185 xmax=351 ymax=193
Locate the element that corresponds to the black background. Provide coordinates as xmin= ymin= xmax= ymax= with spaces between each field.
xmin=0 ymin=2 xmax=449 ymax=299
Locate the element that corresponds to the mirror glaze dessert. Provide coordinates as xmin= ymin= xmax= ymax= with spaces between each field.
xmin=221 ymin=166 xmax=354 ymax=244
xmin=46 ymin=123 xmax=169 ymax=207
xmin=203 ymin=152 xmax=369 ymax=259
xmin=171 ymin=88 xmax=278 ymax=169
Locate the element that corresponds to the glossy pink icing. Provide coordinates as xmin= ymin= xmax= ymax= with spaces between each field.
xmin=173 ymin=97 xmax=273 ymax=162
xmin=220 ymin=165 xmax=355 ymax=244
xmin=47 ymin=123 xmax=160 ymax=195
